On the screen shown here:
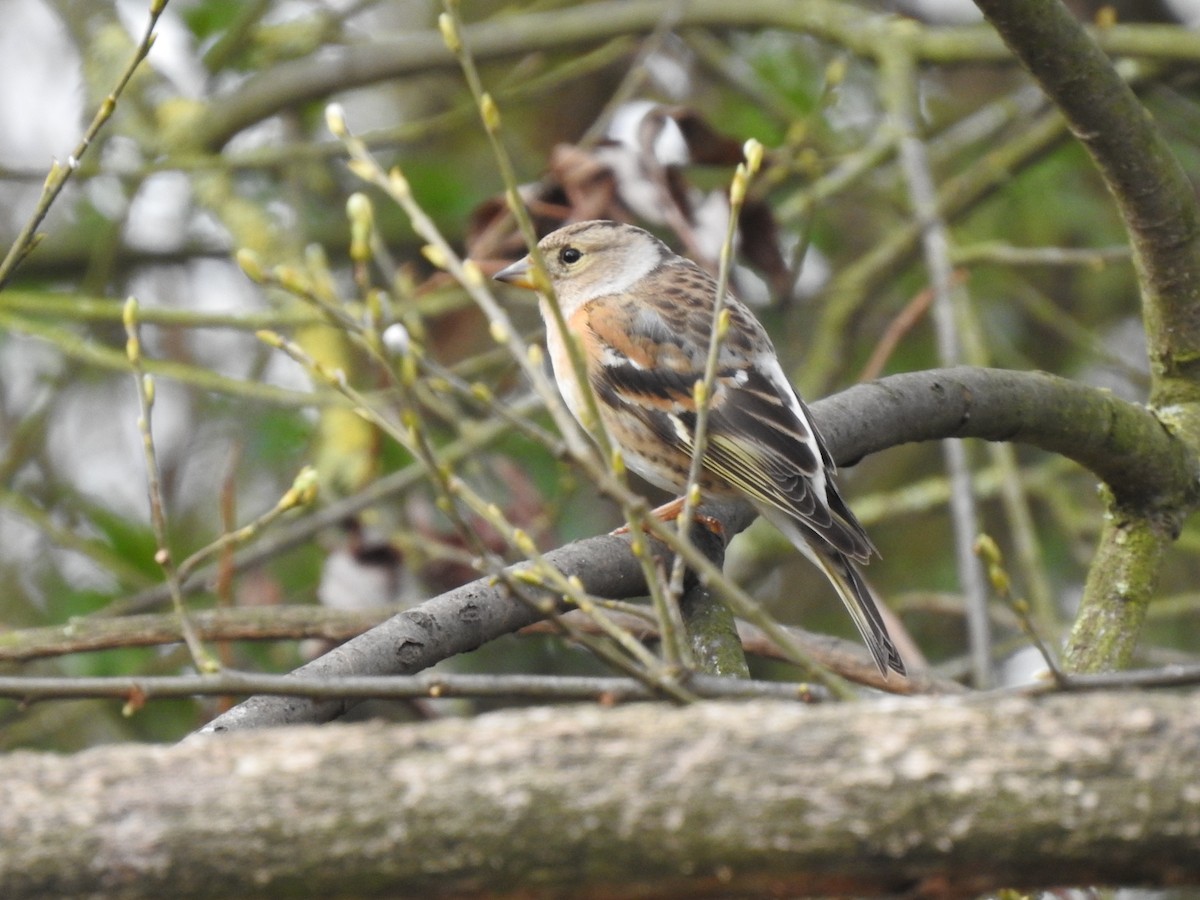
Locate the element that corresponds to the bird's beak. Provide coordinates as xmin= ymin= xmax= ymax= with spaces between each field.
xmin=494 ymin=256 xmax=535 ymax=289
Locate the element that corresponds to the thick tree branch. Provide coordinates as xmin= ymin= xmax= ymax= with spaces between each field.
xmin=1067 ymin=512 xmax=1170 ymax=673
xmin=7 ymin=693 xmax=1200 ymax=899
xmin=818 ymin=368 xmax=1194 ymax=510
xmin=199 ymin=367 xmax=1195 ymax=732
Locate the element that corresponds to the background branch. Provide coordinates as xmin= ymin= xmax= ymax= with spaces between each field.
xmin=974 ymin=0 xmax=1200 ymax=395
xmin=191 ymin=2 xmax=1200 ymax=150
xmin=0 ymin=607 xmax=392 ymax=663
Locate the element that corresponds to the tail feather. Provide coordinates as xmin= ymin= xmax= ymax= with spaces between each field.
xmin=762 ymin=509 xmax=906 ymax=677
xmin=812 ymin=547 xmax=906 ymax=677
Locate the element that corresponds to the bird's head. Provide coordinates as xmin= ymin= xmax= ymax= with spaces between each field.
xmin=494 ymin=220 xmax=669 ymax=309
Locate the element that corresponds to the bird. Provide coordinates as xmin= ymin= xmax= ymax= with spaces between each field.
xmin=493 ymin=220 xmax=905 ymax=677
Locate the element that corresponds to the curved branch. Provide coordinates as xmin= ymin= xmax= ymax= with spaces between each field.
xmin=199 ymin=367 xmax=1194 ymax=732
xmin=823 ymin=367 xmax=1196 ymax=511
xmin=11 ymin=693 xmax=1200 ymax=898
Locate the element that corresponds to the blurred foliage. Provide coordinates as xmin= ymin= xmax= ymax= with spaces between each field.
xmin=0 ymin=0 xmax=1197 ymax=749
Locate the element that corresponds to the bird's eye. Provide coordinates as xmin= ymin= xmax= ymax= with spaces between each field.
xmin=559 ymin=247 xmax=582 ymax=265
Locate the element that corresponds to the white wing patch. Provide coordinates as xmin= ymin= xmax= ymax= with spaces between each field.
xmin=755 ymin=352 xmax=831 ymax=506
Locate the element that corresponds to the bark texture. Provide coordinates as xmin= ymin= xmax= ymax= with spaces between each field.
xmin=4 ymin=692 xmax=1200 ymax=898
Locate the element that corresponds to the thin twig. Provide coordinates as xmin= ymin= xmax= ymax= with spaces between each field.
xmin=101 ymin=393 xmax=548 ymax=617
xmin=0 ymin=608 xmax=394 ymax=663
xmin=664 ymin=145 xmax=764 ymax=667
xmin=952 ymin=243 xmax=1132 ymax=267
xmin=0 ymin=0 xmax=168 ymax=290
xmin=0 ymin=309 xmax=324 ymax=407
xmin=883 ymin=44 xmax=994 ymax=688
xmin=123 ymin=298 xmax=214 ymax=672
xmin=0 ymin=670 xmax=827 ymax=705
xmin=973 ymin=535 xmax=1064 ymax=686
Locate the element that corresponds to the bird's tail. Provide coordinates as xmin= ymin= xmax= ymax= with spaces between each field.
xmin=811 ymin=547 xmax=906 ymax=677
xmin=765 ymin=512 xmax=906 ymax=677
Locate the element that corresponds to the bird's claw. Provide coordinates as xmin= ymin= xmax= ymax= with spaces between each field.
xmin=610 ymin=497 xmax=725 ymax=538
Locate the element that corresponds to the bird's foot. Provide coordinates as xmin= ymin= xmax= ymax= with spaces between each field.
xmin=611 ymin=497 xmax=725 ymax=538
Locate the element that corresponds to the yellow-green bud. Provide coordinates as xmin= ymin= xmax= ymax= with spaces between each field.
xmin=388 ymin=167 xmax=411 ymax=199
xmin=825 ymin=57 xmax=847 ymax=88
xmin=973 ymin=533 xmax=1001 ymax=565
xmin=729 ymin=163 xmax=749 ymax=206
xmin=480 ymin=93 xmax=501 ymax=133
xmin=347 ymin=158 xmax=374 ymax=183
xmin=122 ymin=296 xmax=138 ymax=331
xmin=324 ymin=103 xmax=348 ymax=137
xmin=256 ymin=330 xmax=285 ymax=349
xmin=437 ymin=12 xmax=461 ymax=53
xmin=611 ymin=447 xmax=626 ymax=476
xmin=461 ymin=258 xmax=485 ymax=288
xmin=513 ymin=529 xmax=537 ymax=556
xmin=716 ymin=307 xmax=731 ymax=338
xmin=421 ymin=244 xmax=449 ymax=269
xmin=346 ymin=192 xmax=372 ymax=225
xmin=235 ymin=248 xmax=265 ymax=283
xmin=743 ymin=138 xmax=764 ymax=176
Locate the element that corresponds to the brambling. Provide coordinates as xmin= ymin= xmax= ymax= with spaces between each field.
xmin=494 ymin=220 xmax=905 ymax=677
